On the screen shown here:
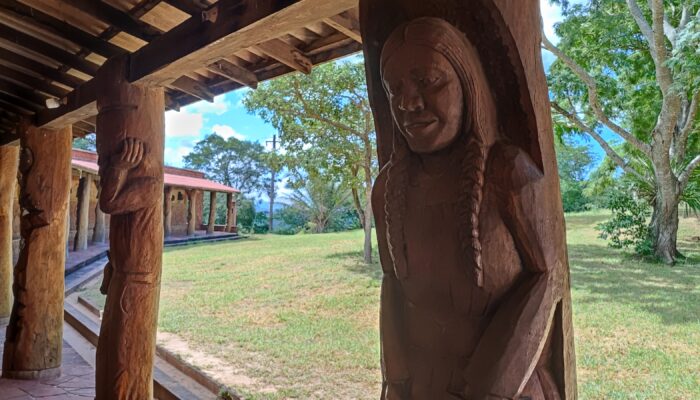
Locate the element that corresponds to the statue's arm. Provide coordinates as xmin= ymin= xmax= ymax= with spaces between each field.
xmin=99 ymin=138 xmax=161 ymax=215
xmin=374 ymin=166 xmax=411 ymax=398
xmin=464 ymin=144 xmax=559 ymax=399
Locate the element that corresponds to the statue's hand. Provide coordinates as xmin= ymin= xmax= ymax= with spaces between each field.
xmin=111 ymin=138 xmax=145 ymax=170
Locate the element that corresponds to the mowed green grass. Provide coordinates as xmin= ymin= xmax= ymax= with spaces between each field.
xmin=81 ymin=212 xmax=700 ymax=399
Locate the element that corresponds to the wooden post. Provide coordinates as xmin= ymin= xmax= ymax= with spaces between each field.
xmin=0 ymin=144 xmax=19 ymax=318
xmin=361 ymin=1 xmax=577 ymax=399
xmin=207 ymin=191 xmax=216 ymax=234
xmin=225 ymin=193 xmax=234 ymax=232
xmin=186 ymin=189 xmax=196 ymax=236
xmin=94 ymin=56 xmax=164 ymax=400
xmin=2 ymin=124 xmax=72 ymax=380
xmin=92 ymin=183 xmax=106 ymax=243
xmin=73 ymin=174 xmax=92 ymax=251
xmin=163 ymin=186 xmax=173 ymax=237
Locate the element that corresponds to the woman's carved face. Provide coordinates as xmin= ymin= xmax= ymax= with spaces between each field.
xmin=383 ymin=43 xmax=464 ymax=154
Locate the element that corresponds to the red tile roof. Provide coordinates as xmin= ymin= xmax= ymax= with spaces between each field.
xmin=72 ymin=149 xmax=239 ymax=194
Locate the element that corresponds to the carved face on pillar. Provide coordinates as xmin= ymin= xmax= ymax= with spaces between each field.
xmin=382 ymin=44 xmax=464 ymax=154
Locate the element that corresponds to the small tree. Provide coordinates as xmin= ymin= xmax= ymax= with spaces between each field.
xmin=284 ymin=176 xmax=351 ymax=234
xmin=244 ymin=61 xmax=377 ymax=263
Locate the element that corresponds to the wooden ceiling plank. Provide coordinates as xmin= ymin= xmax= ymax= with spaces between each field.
xmin=163 ymin=0 xmax=206 ymax=16
xmin=256 ymin=39 xmax=313 ymax=75
xmin=0 ymin=47 xmax=84 ymax=88
xmin=207 ymin=60 xmax=258 ymax=89
xmin=61 ymin=0 xmax=163 ymax=42
xmin=0 ymin=0 xmax=126 ymax=58
xmin=323 ymin=14 xmax=362 ymax=43
xmin=0 ymin=96 xmax=34 ymax=115
xmin=169 ymin=75 xmax=215 ymax=102
xmin=0 ymin=79 xmax=46 ymax=109
xmin=0 ymin=23 xmax=99 ymax=76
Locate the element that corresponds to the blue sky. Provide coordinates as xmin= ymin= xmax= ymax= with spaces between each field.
xmin=164 ymin=0 xmax=613 ymax=184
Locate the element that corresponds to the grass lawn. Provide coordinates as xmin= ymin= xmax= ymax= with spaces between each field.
xmin=79 ymin=211 xmax=700 ymax=399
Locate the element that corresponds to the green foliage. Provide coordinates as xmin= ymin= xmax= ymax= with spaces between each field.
xmin=597 ymin=191 xmax=652 ymax=255
xmin=555 ymin=137 xmax=596 ymax=211
xmin=236 ymin=197 xmax=256 ymax=233
xmin=73 ymin=133 xmax=96 ymax=151
xmin=283 ymin=175 xmax=352 ymax=234
xmin=253 ymin=212 xmax=270 ymax=234
xmin=184 ymin=134 xmax=270 ymax=195
xmin=242 ymin=59 xmax=376 ymax=218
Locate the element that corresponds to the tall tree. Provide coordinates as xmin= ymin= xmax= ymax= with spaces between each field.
xmin=183 ymin=134 xmax=268 ymax=195
xmin=555 ymin=137 xmax=595 ymax=212
xmin=544 ymin=0 xmax=700 ymax=263
xmin=243 ymin=61 xmax=377 ymax=264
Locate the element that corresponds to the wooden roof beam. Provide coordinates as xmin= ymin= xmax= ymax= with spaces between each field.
xmin=323 ymin=13 xmax=362 ymax=43
xmin=164 ymin=0 xmax=206 ymax=16
xmin=207 ymin=60 xmax=258 ymax=89
xmin=36 ymin=0 xmax=358 ymax=128
xmin=0 ymin=47 xmax=84 ymax=88
xmin=0 ymin=65 xmax=69 ymax=99
xmin=0 ymin=95 xmax=34 ymax=115
xmin=0 ymin=23 xmax=99 ymax=76
xmin=169 ymin=76 xmax=215 ymax=102
xmin=0 ymin=0 xmax=126 ymax=59
xmin=0 ymin=80 xmax=45 ymax=111
xmin=257 ymin=39 xmax=313 ymax=74
xmin=60 ymin=0 xmax=163 ymax=42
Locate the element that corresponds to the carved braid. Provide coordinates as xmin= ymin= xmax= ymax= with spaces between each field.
xmin=385 ymin=131 xmax=410 ymax=278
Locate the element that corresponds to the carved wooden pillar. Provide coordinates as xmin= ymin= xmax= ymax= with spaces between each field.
xmin=361 ymin=1 xmax=577 ymax=399
xmin=92 ymin=183 xmax=106 ymax=243
xmin=163 ymin=186 xmax=173 ymax=237
xmin=186 ymin=189 xmax=196 ymax=236
xmin=207 ymin=191 xmax=216 ymax=234
xmin=225 ymin=193 xmax=234 ymax=232
xmin=94 ymin=57 xmax=164 ymax=400
xmin=0 ymin=144 xmax=19 ymax=318
xmin=2 ymin=124 xmax=72 ymax=379
xmin=73 ymin=174 xmax=92 ymax=251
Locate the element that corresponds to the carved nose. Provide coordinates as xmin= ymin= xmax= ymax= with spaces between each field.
xmin=399 ymin=92 xmax=424 ymax=112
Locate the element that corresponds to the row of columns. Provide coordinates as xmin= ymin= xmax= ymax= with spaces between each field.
xmin=163 ymin=188 xmax=236 ymax=238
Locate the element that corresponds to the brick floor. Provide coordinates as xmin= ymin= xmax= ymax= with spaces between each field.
xmin=0 ymin=322 xmax=96 ymax=400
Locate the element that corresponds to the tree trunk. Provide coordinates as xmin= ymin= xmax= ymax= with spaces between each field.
xmin=649 ymin=183 xmax=680 ymax=264
xmin=351 ymin=186 xmax=366 ymax=229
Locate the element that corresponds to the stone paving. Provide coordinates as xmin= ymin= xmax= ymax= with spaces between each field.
xmin=0 ymin=321 xmax=96 ymax=400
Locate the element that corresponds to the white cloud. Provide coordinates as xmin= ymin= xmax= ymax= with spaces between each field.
xmin=184 ymin=94 xmax=231 ymax=116
xmin=164 ymin=146 xmax=192 ymax=167
xmin=540 ymin=0 xmax=564 ymax=44
xmin=212 ymin=124 xmax=245 ymax=140
xmin=165 ymin=110 xmax=204 ymax=138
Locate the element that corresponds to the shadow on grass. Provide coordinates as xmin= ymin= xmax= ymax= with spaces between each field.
xmin=326 ymin=250 xmax=383 ymax=281
xmin=164 ymin=236 xmax=260 ymax=253
xmin=568 ymin=242 xmax=700 ymax=326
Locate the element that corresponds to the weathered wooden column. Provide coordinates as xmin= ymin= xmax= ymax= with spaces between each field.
xmin=206 ymin=191 xmax=216 ymax=234
xmin=73 ymin=174 xmax=92 ymax=251
xmin=225 ymin=193 xmax=234 ymax=232
xmin=163 ymin=186 xmax=173 ymax=237
xmin=92 ymin=184 xmax=106 ymax=243
xmin=361 ymin=1 xmax=577 ymax=399
xmin=94 ymin=56 xmax=164 ymax=400
xmin=2 ymin=124 xmax=72 ymax=379
xmin=186 ymin=189 xmax=197 ymax=236
xmin=0 ymin=144 xmax=19 ymax=318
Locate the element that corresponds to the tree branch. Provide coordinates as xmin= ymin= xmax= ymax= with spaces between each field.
xmin=649 ymin=0 xmax=673 ymax=93
xmin=626 ymin=0 xmax=656 ymax=56
xmin=542 ymin=32 xmax=652 ymax=156
xmin=290 ymin=80 xmax=364 ymax=138
xmin=677 ymin=91 xmax=699 ymax=160
xmin=679 ymin=155 xmax=700 ymax=189
xmin=552 ymin=102 xmax=646 ymax=181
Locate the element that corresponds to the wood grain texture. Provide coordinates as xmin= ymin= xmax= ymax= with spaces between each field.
xmin=94 ymin=56 xmax=165 ymax=400
xmin=207 ymin=191 xmax=216 ymax=235
xmin=0 ymin=144 xmax=18 ymax=318
xmin=186 ymin=189 xmax=197 ymax=236
xmin=2 ymin=124 xmax=71 ymax=379
xmin=73 ymin=173 xmax=92 ymax=251
xmin=360 ymin=1 xmax=577 ymax=399
xmin=164 ymin=186 xmax=173 ymax=237
xmin=225 ymin=193 xmax=235 ymax=233
xmin=92 ymin=182 xmax=106 ymax=244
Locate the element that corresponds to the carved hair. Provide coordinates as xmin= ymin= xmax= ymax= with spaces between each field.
xmin=380 ymin=18 xmax=499 ymax=287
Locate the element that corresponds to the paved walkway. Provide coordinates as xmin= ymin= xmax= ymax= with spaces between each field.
xmin=0 ymin=320 xmax=95 ymax=400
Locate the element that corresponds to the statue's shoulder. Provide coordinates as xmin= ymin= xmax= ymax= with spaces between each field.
xmin=486 ymin=141 xmax=543 ymax=192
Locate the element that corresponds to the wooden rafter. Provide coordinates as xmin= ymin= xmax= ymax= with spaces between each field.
xmin=0 ymin=64 xmax=69 ymax=98
xmin=0 ymin=95 xmax=34 ymax=115
xmin=60 ymin=0 xmax=163 ymax=42
xmin=207 ymin=60 xmax=259 ymax=89
xmin=170 ymin=75 xmax=215 ymax=102
xmin=0 ymin=80 xmax=45 ymax=110
xmin=0 ymin=0 xmax=126 ymax=59
xmin=0 ymin=23 xmax=99 ymax=76
xmin=257 ymin=39 xmax=313 ymax=74
xmin=0 ymin=47 xmax=84 ymax=88
xmin=323 ymin=13 xmax=362 ymax=43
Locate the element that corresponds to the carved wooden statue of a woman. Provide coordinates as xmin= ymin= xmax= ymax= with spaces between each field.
xmin=372 ymin=18 xmax=572 ymax=400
